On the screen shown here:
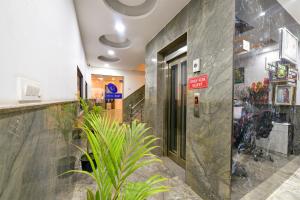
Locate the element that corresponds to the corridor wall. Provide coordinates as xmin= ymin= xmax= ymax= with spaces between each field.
xmin=0 ymin=0 xmax=90 ymax=105
xmin=145 ymin=0 xmax=235 ymax=199
xmin=0 ymin=0 xmax=90 ymax=199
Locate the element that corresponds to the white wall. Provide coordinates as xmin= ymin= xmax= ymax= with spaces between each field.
xmin=0 ymin=0 xmax=90 ymax=105
xmin=243 ymin=50 xmax=279 ymax=86
xmin=235 ymin=48 xmax=300 ymax=105
xmin=89 ymin=67 xmax=145 ymax=98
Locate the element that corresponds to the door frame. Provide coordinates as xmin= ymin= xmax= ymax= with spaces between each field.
xmin=164 ymin=51 xmax=187 ymax=169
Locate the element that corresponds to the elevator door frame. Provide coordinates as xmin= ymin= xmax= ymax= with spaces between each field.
xmin=166 ymin=53 xmax=187 ymax=169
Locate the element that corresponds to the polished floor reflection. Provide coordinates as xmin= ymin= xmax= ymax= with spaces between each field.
xmin=237 ymin=156 xmax=300 ymax=200
xmin=231 ymin=151 xmax=294 ymax=200
xmin=266 ymin=167 xmax=300 ymax=200
xmin=69 ymin=157 xmax=202 ymax=200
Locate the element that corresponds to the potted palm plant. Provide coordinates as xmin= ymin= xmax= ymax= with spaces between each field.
xmin=51 ymin=103 xmax=78 ymax=177
xmin=66 ymin=105 xmax=169 ymax=199
xmin=79 ymin=98 xmax=104 ymax=172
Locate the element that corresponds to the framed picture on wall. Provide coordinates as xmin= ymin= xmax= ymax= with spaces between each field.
xmin=280 ymin=27 xmax=299 ymax=65
xmin=234 ymin=67 xmax=245 ymax=84
xmin=275 ymin=85 xmax=294 ymax=105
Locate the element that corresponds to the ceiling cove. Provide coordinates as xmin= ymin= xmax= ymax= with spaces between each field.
xmin=103 ymin=0 xmax=157 ymax=17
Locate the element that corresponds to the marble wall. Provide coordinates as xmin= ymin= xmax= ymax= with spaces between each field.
xmin=293 ymin=106 xmax=300 ymax=155
xmin=0 ymin=103 xmax=79 ymax=200
xmin=145 ymin=0 xmax=235 ymax=199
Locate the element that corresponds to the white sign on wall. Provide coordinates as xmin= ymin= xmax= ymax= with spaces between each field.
xmin=280 ymin=27 xmax=299 ymax=65
xmin=193 ymin=58 xmax=201 ymax=73
xmin=242 ymin=40 xmax=251 ymax=52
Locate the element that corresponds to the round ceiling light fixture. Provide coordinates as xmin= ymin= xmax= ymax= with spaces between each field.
xmin=108 ymin=50 xmax=115 ymax=56
xmin=103 ymin=0 xmax=157 ymax=17
xmin=99 ymin=34 xmax=131 ymax=49
xmin=98 ymin=55 xmax=120 ymax=63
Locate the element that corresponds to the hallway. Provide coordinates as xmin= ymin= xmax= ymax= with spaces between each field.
xmin=69 ymin=157 xmax=202 ymax=200
xmin=106 ymin=109 xmax=123 ymax=123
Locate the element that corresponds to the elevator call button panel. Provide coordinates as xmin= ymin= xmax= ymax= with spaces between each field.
xmin=194 ymin=93 xmax=200 ymax=118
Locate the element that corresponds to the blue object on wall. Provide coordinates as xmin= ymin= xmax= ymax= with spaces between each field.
xmin=105 ymin=93 xmax=123 ymax=99
xmin=105 ymin=83 xmax=122 ymax=99
xmin=107 ymin=83 xmax=118 ymax=93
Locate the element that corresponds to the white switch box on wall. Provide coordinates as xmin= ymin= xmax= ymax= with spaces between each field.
xmin=193 ymin=58 xmax=201 ymax=73
xmin=17 ymin=77 xmax=41 ymax=102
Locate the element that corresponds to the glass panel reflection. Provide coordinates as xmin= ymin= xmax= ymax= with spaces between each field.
xmin=181 ymin=61 xmax=187 ymax=160
xmin=170 ymin=64 xmax=178 ymax=152
xmin=233 ymin=0 xmax=300 ymax=199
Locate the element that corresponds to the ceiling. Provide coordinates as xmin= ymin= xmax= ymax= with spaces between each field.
xmin=92 ymin=74 xmax=123 ymax=82
xmin=277 ymin=0 xmax=300 ymax=24
xmin=74 ymin=0 xmax=190 ymax=71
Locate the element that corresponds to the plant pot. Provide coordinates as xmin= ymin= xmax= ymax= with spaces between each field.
xmin=57 ymin=156 xmax=76 ymax=178
xmin=72 ymin=128 xmax=82 ymax=140
xmin=81 ymin=153 xmax=97 ymax=172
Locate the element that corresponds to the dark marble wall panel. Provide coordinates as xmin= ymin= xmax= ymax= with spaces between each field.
xmin=145 ymin=0 xmax=235 ymax=199
xmin=293 ymin=106 xmax=300 ymax=155
xmin=145 ymin=5 xmax=189 ymax=156
xmin=0 ymin=104 xmax=78 ymax=200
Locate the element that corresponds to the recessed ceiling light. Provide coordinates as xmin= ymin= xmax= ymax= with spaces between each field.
xmin=98 ymin=55 xmax=120 ymax=63
xmin=108 ymin=50 xmax=115 ymax=56
xmin=115 ymin=22 xmax=126 ymax=34
xmin=103 ymin=0 xmax=157 ymax=17
xmin=259 ymin=12 xmax=266 ymax=17
xmin=104 ymin=63 xmax=110 ymax=67
xmin=99 ymin=34 xmax=131 ymax=49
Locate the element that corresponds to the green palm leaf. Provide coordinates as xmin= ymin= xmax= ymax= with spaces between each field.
xmin=68 ymin=100 xmax=169 ymax=200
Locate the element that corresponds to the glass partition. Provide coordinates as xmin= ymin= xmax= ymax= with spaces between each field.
xmin=233 ymin=0 xmax=300 ymax=199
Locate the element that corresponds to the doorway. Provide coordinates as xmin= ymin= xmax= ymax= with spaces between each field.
xmin=167 ymin=55 xmax=187 ymax=168
xmin=91 ymin=75 xmax=124 ymax=122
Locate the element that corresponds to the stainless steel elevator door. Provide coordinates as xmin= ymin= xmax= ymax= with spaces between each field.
xmin=167 ymin=56 xmax=187 ymax=168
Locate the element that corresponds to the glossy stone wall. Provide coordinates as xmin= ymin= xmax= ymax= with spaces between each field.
xmin=293 ymin=106 xmax=300 ymax=154
xmin=145 ymin=0 xmax=235 ymax=199
xmin=0 ymin=103 xmax=78 ymax=200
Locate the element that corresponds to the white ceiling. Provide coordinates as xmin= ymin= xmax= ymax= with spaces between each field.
xmin=277 ymin=0 xmax=300 ymax=24
xmin=74 ymin=0 xmax=190 ymax=71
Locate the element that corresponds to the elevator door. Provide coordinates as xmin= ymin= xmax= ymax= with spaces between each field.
xmin=168 ymin=56 xmax=187 ymax=168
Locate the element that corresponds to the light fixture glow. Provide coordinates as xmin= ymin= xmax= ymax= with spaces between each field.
xmin=104 ymin=63 xmax=110 ymax=67
xmin=108 ymin=50 xmax=115 ymax=56
xmin=151 ymin=58 xmax=157 ymax=63
xmin=259 ymin=12 xmax=266 ymax=17
xmin=115 ymin=22 xmax=126 ymax=34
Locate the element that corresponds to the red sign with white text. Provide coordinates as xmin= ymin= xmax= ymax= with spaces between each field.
xmin=188 ymin=74 xmax=208 ymax=90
